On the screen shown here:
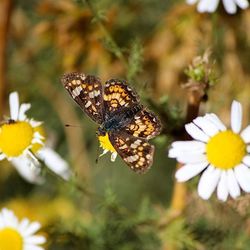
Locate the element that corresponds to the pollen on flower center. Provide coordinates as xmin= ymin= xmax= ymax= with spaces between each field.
xmin=206 ymin=130 xmax=246 ymax=170
xmin=98 ymin=133 xmax=116 ymax=153
xmin=0 ymin=228 xmax=23 ymax=250
xmin=0 ymin=121 xmax=34 ymax=157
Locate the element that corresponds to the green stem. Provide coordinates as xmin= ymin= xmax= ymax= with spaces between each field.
xmin=28 ymin=149 xmax=92 ymax=197
xmin=84 ymin=0 xmax=128 ymax=68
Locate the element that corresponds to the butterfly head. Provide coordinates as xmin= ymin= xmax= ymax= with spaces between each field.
xmin=97 ymin=125 xmax=106 ymax=136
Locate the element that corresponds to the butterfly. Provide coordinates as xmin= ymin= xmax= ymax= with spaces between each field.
xmin=61 ymin=72 xmax=161 ymax=173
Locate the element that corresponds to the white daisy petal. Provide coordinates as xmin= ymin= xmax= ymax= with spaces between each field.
xmin=0 ymin=154 xmax=6 ymax=160
xmin=223 ymin=0 xmax=237 ymax=13
xmin=169 ymin=141 xmax=206 ymax=158
xmin=240 ymin=125 xmax=250 ymax=143
xmin=197 ymin=0 xmax=211 ymax=12
xmin=18 ymin=103 xmax=31 ymax=121
xmin=27 ymin=150 xmax=40 ymax=164
xmin=168 ymin=147 xmax=205 ymax=158
xmin=234 ymin=164 xmax=250 ymax=192
xmin=231 ymin=100 xmax=242 ymax=133
xmin=235 ymin=0 xmax=249 ymax=8
xmin=25 ymin=235 xmax=46 ymax=244
xmin=227 ymin=169 xmax=241 ymax=199
xmin=171 ymin=140 xmax=206 ymax=150
xmin=168 ymin=148 xmax=178 ymax=158
xmin=111 ymin=152 xmax=118 ymax=162
xmin=2 ymin=208 xmax=18 ymax=227
xmin=198 ymin=165 xmax=221 ymax=200
xmin=22 ymin=222 xmax=41 ymax=237
xmin=177 ymin=152 xmax=207 ymax=164
xmin=185 ymin=123 xmax=210 ymax=142
xmin=242 ymin=155 xmax=250 ymax=167
xmin=9 ymin=92 xmax=20 ymax=120
xmin=175 ymin=162 xmax=209 ymax=182
xmin=25 ymin=245 xmax=44 ymax=250
xmin=19 ymin=218 xmax=30 ymax=232
xmin=29 ymin=120 xmax=43 ymax=127
xmin=32 ymin=138 xmax=44 ymax=145
xmin=11 ymin=156 xmax=44 ymax=184
xmin=217 ymin=171 xmax=229 ymax=202
xmin=36 ymin=147 xmax=71 ymax=180
xmin=34 ymin=131 xmax=44 ymax=140
xmin=193 ymin=116 xmax=219 ymax=137
xmin=207 ymin=0 xmax=220 ymax=12
xmin=187 ymin=0 xmax=249 ymax=13
xmin=187 ymin=0 xmax=198 ymax=4
xmin=100 ymin=149 xmax=109 ymax=157
xmin=0 ymin=214 xmax=4 ymax=229
xmin=204 ymin=113 xmax=227 ymax=131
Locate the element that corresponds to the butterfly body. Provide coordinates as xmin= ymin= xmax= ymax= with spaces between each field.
xmin=62 ymin=72 xmax=161 ymax=173
xmin=98 ymin=104 xmax=143 ymax=135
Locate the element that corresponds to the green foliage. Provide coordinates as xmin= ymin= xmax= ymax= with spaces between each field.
xmin=127 ymin=39 xmax=144 ymax=82
xmin=162 ymin=218 xmax=202 ymax=250
xmin=48 ymin=189 xmax=160 ymax=250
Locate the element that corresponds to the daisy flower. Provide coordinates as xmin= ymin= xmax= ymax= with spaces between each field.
xmin=98 ymin=133 xmax=117 ymax=161
xmin=186 ymin=0 xmax=249 ymax=14
xmin=98 ymin=133 xmax=118 ymax=162
xmin=169 ymin=101 xmax=250 ymax=201
xmin=0 ymin=208 xmax=46 ymax=250
xmin=0 ymin=91 xmax=71 ymax=183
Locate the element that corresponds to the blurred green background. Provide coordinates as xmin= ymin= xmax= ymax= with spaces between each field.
xmin=1 ymin=0 xmax=250 ymax=249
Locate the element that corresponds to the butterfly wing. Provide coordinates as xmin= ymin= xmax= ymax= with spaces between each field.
xmin=103 ymin=79 xmax=140 ymax=114
xmin=108 ymin=131 xmax=155 ymax=173
xmin=61 ymin=72 xmax=104 ymax=124
xmin=123 ymin=109 xmax=161 ymax=139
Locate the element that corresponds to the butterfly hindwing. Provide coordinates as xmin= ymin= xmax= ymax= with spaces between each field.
xmin=103 ymin=79 xmax=140 ymax=114
xmin=108 ymin=131 xmax=154 ymax=173
xmin=61 ymin=72 xmax=104 ymax=124
xmin=124 ymin=109 xmax=161 ymax=139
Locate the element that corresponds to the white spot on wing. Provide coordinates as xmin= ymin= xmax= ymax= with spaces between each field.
xmin=72 ymin=86 xmax=82 ymax=98
xmin=89 ymin=91 xmax=94 ymax=98
xmin=85 ymin=100 xmax=92 ymax=108
xmin=94 ymin=90 xmax=100 ymax=97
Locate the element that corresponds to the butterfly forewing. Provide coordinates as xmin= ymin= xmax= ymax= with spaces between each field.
xmin=61 ymin=72 xmax=104 ymax=124
xmin=103 ymin=79 xmax=140 ymax=114
xmin=124 ymin=109 xmax=161 ymax=139
xmin=109 ymin=131 xmax=154 ymax=173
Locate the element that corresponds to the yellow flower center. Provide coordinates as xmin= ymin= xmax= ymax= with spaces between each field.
xmin=98 ymin=133 xmax=116 ymax=153
xmin=206 ymin=130 xmax=246 ymax=170
xmin=0 ymin=121 xmax=34 ymax=157
xmin=0 ymin=228 xmax=23 ymax=250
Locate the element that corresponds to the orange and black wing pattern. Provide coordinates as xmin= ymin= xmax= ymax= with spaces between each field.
xmin=61 ymin=72 xmax=104 ymax=124
xmin=124 ymin=109 xmax=161 ymax=139
xmin=103 ymin=79 xmax=140 ymax=114
xmin=109 ymin=131 xmax=155 ymax=173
